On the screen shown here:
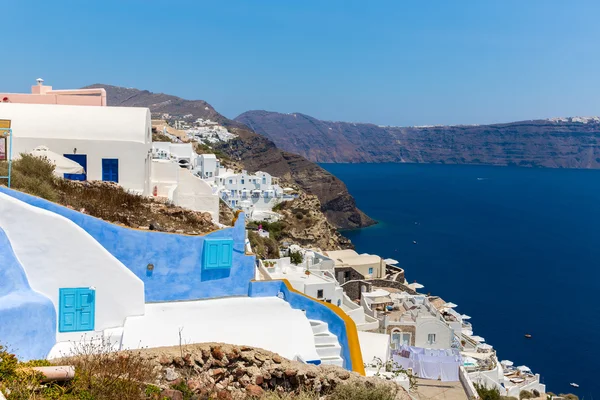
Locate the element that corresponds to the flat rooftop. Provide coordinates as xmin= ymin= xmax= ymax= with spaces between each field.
xmin=49 ymin=297 xmax=320 ymax=363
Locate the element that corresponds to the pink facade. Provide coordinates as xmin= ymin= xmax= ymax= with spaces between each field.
xmin=0 ymin=79 xmax=106 ymax=107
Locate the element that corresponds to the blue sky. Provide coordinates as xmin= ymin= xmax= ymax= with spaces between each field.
xmin=2 ymin=0 xmax=599 ymax=126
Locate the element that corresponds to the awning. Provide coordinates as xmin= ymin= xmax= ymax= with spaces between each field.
xmin=501 ymin=360 xmax=514 ymax=367
xmin=369 ymin=296 xmax=393 ymax=304
xmin=252 ymin=190 xmax=261 ymax=193
xmin=462 ymin=351 xmax=493 ymax=360
xmin=408 ymin=282 xmax=424 ymax=290
xmin=463 ymin=357 xmax=479 ymax=365
xmin=384 ymin=258 xmax=399 ymax=265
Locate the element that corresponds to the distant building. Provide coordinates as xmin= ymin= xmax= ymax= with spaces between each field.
xmin=323 ymin=249 xmax=386 ymax=281
xmin=0 ymin=78 xmax=106 ymax=106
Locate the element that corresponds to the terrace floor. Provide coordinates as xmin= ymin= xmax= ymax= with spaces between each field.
xmin=49 ymin=296 xmax=320 ymax=363
xmin=413 ymin=378 xmax=468 ymax=400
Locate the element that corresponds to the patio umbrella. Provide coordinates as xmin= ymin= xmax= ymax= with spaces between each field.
xmin=501 ymin=360 xmax=514 ymax=367
xmin=409 ymin=282 xmax=424 ymax=289
xmin=29 ymin=146 xmax=85 ymax=176
xmin=443 ymin=302 xmax=458 ymax=308
xmin=470 ymin=335 xmax=485 ymax=343
xmin=384 ymin=258 xmax=399 ymax=265
xmin=461 ymin=314 xmax=472 ymax=320
xmin=517 ymin=366 xmax=531 ymax=373
xmin=478 ymin=343 xmax=493 ymax=350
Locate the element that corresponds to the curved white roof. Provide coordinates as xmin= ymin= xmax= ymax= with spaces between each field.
xmin=0 ymin=103 xmax=150 ymax=143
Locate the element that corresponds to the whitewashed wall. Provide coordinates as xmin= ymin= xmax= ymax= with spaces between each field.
xmin=173 ymin=168 xmax=219 ymax=222
xmin=151 ymin=160 xmax=219 ymax=221
xmin=0 ymin=193 xmax=145 ymax=342
xmin=13 ymin=138 xmax=152 ymax=195
xmin=414 ymin=317 xmax=453 ymax=349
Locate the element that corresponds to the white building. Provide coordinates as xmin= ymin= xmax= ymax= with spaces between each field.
xmin=218 ymin=170 xmax=292 ymax=214
xmin=197 ymin=154 xmax=219 ymax=181
xmin=258 ymin=250 xmax=379 ymax=332
xmin=1 ymin=102 xmax=152 ymax=195
xmin=152 ymin=142 xmax=197 ymax=169
xmin=385 ymin=293 xmax=454 ymax=350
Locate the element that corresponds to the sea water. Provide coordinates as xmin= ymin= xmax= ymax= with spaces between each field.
xmin=321 ymin=163 xmax=600 ymax=397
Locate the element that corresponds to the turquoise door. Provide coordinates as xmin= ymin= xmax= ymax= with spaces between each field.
xmin=203 ymin=239 xmax=234 ymax=269
xmin=59 ymin=288 xmax=95 ymax=332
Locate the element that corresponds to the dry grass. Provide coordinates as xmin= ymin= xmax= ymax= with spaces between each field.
xmin=0 ymin=154 xmax=218 ymax=234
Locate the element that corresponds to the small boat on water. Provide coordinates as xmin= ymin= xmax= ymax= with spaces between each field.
xmin=524 ymin=334 xmax=532 ymax=338
xmin=570 ymin=383 xmax=579 ymax=388
xmin=413 ymin=240 xmax=417 ymax=244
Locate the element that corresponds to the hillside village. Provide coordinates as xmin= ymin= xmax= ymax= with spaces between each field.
xmin=0 ymin=80 xmax=550 ymax=399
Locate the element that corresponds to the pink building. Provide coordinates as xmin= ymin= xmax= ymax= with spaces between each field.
xmin=0 ymin=79 xmax=106 ymax=107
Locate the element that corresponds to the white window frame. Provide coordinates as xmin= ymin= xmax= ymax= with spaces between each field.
xmin=427 ymin=333 xmax=436 ymax=345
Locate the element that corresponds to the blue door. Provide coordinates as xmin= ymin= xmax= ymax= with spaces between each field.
xmin=63 ymin=154 xmax=87 ymax=180
xmin=203 ymin=239 xmax=234 ymax=269
xmin=102 ymin=158 xmax=119 ymax=182
xmin=59 ymin=288 xmax=95 ymax=332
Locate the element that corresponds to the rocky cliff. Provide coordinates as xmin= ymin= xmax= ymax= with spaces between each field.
xmin=86 ymin=85 xmax=374 ymax=229
xmin=236 ymin=111 xmax=600 ymax=168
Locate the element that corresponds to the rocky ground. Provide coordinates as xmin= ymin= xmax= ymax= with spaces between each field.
xmin=137 ymin=343 xmax=410 ymax=400
xmin=275 ymin=193 xmax=353 ymax=251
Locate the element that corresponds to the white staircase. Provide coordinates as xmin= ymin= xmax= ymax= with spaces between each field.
xmin=309 ymin=320 xmax=344 ymax=367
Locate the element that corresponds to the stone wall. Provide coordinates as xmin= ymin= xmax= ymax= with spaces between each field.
xmin=369 ymin=279 xmax=417 ymax=295
xmin=340 ymin=280 xmax=372 ymax=301
xmin=336 ymin=268 xmax=365 ymax=285
xmin=136 ymin=343 xmax=409 ymax=400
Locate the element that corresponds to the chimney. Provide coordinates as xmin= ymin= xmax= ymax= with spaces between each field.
xmin=31 ymin=77 xmax=51 ymax=94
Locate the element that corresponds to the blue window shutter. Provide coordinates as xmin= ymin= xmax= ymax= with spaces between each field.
xmin=77 ymin=289 xmax=95 ymax=331
xmin=203 ymin=239 xmax=234 ymax=269
xmin=218 ymin=241 xmax=233 ymax=268
xmin=59 ymin=288 xmax=77 ymax=332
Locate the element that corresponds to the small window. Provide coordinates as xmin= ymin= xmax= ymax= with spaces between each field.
xmin=368 ymin=267 xmax=374 ymax=275
xmin=317 ymin=289 xmax=324 ymax=299
xmin=344 ymin=271 xmax=350 ymax=279
xmin=427 ymin=333 xmax=436 ymax=345
xmin=241 ymin=179 xmax=245 ymax=184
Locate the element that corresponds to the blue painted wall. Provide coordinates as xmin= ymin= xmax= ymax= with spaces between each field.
xmin=0 ymin=228 xmax=56 ymax=360
xmin=0 ymin=187 xmax=256 ymax=302
xmin=249 ymin=280 xmax=354 ymax=371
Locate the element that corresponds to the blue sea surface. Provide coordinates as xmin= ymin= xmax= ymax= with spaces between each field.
xmin=321 ymin=163 xmax=599 ymax=397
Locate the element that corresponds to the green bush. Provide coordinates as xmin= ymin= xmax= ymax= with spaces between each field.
xmin=328 ymin=382 xmax=397 ymax=400
xmin=475 ymin=384 xmax=501 ymax=400
xmin=289 ymin=250 xmax=303 ymax=265
xmin=520 ymin=391 xmax=534 ymax=399
xmin=0 ymin=153 xmax=59 ymax=201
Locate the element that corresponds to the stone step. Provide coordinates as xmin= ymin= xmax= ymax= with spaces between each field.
xmin=319 ymin=356 xmax=344 ymax=367
xmin=315 ymin=343 xmax=342 ymax=358
xmin=309 ymin=319 xmax=328 ymax=335
xmin=313 ymin=332 xmax=339 ymax=345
